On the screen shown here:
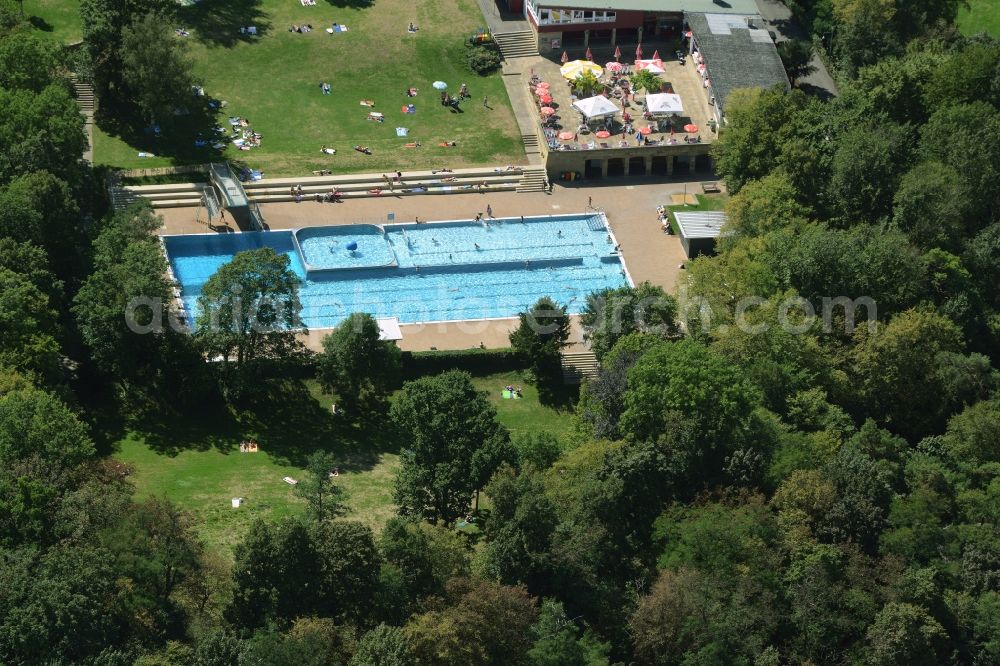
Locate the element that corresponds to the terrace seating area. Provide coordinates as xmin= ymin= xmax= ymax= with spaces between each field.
xmin=122 ymin=166 xmax=547 ymax=209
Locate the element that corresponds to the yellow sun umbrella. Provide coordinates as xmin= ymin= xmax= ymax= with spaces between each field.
xmin=560 ymin=59 xmax=603 ymax=80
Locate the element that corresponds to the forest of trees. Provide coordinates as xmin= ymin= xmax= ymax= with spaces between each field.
xmin=0 ymin=0 xmax=999 ymax=663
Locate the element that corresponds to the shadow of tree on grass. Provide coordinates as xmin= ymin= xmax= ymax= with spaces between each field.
xmin=179 ymin=0 xmax=271 ymax=47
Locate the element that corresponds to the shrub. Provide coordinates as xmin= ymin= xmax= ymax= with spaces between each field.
xmin=467 ymin=45 xmax=501 ymax=75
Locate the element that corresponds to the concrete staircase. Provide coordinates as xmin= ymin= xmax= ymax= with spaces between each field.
xmin=516 ymin=166 xmax=548 ymax=193
xmin=561 ymin=351 xmax=600 ymax=384
xmin=117 ymin=182 xmax=206 ymax=209
xmin=493 ymin=30 xmax=537 ymax=59
xmin=123 ymin=166 xmax=529 ymax=209
xmin=71 ymin=77 xmax=95 ymax=113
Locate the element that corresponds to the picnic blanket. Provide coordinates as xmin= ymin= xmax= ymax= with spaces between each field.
xmin=401 ymin=103 xmax=416 ymax=114
xmin=395 ymin=127 xmax=408 ymax=137
xmin=501 ymin=390 xmax=522 ymax=399
xmin=326 ymin=24 xmax=349 ymax=33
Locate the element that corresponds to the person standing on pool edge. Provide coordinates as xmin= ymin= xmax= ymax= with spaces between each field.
xmin=486 ymin=204 xmax=494 ymax=218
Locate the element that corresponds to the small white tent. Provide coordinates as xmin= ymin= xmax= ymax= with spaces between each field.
xmin=645 ymin=93 xmax=684 ymax=116
xmin=572 ymin=95 xmax=619 ymax=120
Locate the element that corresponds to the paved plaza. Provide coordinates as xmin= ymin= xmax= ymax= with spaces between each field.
xmin=157 ymin=177 xmax=703 ymax=351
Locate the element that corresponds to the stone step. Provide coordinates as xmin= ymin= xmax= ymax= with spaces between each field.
xmin=493 ymin=30 xmax=537 ymax=59
xmin=561 ymin=350 xmax=600 ymax=384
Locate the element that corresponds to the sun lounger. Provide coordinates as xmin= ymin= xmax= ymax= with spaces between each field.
xmin=283 ymin=476 xmax=298 ymax=485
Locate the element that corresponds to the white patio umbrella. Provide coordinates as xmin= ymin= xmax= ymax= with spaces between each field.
xmin=572 ymin=95 xmax=619 ymax=120
xmin=432 ymin=81 xmax=447 ymax=90
xmin=645 ymin=93 xmax=684 ymax=116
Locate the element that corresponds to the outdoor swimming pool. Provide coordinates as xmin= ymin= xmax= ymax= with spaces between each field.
xmin=164 ymin=214 xmax=631 ymax=329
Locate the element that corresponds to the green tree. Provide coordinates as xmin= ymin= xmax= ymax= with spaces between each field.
xmin=864 ymin=602 xmax=948 ymax=666
xmin=711 ymin=86 xmax=808 ymax=193
xmin=391 ymin=370 xmax=512 ymax=525
xmin=0 ymin=239 xmax=63 ymax=306
xmin=227 ymin=518 xmax=321 ymax=629
xmin=831 ymin=0 xmax=901 ymax=76
xmin=80 ymin=0 xmax=174 ymax=102
xmin=351 ymin=624 xmax=413 ymax=666
xmin=580 ymin=282 xmax=678 ymax=360
xmin=528 ymin=599 xmax=610 ymax=666
xmin=0 ymin=31 xmax=60 ymax=92
xmin=0 ymin=268 xmax=62 ymax=383
xmin=892 ymin=161 xmax=968 ymax=251
xmin=920 ymin=102 xmax=1000 ymax=227
xmin=0 ymin=171 xmax=83 ymax=276
xmin=295 ymin=451 xmax=346 ymax=522
xmin=317 ymin=312 xmax=401 ymax=418
xmin=195 ymin=247 xmax=305 ymax=390
xmin=0 ymin=544 xmax=125 ymax=663
xmin=629 ymin=566 xmax=780 ymax=665
xmin=74 ymin=205 xmax=175 ymax=391
xmin=850 ymin=309 xmax=964 ymax=439
xmin=723 ymin=171 xmax=812 ymax=239
xmin=120 ymin=12 xmax=193 ymax=125
xmin=711 ymin=290 xmax=836 ymax=414
xmin=378 ymin=517 xmax=470 ymax=604
xmin=620 ymin=339 xmax=762 ymax=455
xmin=572 ymin=70 xmax=603 ymax=97
xmin=509 ymin=296 xmax=570 ymax=386
xmin=0 ymin=86 xmax=87 ymax=187
xmin=777 ymin=39 xmax=817 ymax=86
xmin=0 ymin=387 xmax=95 ymax=546
xmin=404 ymin=578 xmax=538 ymax=666
xmin=311 ymin=520 xmax=381 ymax=624
xmin=828 ymin=121 xmax=913 ymax=225
xmin=629 ymin=69 xmax=661 ymax=95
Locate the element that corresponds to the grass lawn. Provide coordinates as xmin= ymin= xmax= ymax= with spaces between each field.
xmin=116 ymin=371 xmax=575 ymax=559
xmin=22 ymin=0 xmax=82 ymax=43
xmin=958 ymin=0 xmax=1000 ymax=37
xmin=89 ymin=0 xmax=525 ymax=175
xmin=664 ymin=192 xmax=727 ymax=235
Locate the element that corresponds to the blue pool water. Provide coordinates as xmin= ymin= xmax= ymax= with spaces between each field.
xmin=164 ymin=214 xmax=630 ymax=329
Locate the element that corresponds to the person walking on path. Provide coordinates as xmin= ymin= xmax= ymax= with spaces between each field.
xmin=483 ymin=95 xmax=491 ymax=109
xmin=486 ymin=204 xmax=494 ymax=218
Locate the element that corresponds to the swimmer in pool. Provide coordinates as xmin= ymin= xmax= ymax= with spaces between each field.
xmin=557 ymin=230 xmax=563 ymax=237
xmin=474 ymin=243 xmax=480 ymax=250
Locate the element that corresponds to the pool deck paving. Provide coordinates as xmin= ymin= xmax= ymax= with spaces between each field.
xmin=157 ymin=177 xmax=700 ymax=351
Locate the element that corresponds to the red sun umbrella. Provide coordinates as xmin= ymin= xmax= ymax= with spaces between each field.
xmin=614 ymin=45 xmax=621 ymax=61
xmin=537 ymin=81 xmax=550 ymax=89
xmin=585 ymin=46 xmax=592 ymax=61
xmin=561 ymin=51 xmax=569 ymax=63
xmin=538 ymin=93 xmax=553 ymax=104
xmin=638 ymin=126 xmax=652 ymax=135
xmin=684 ymin=123 xmax=699 ymax=133
xmin=595 ymin=130 xmax=611 ymax=139
xmin=540 ymin=106 xmax=556 ymax=116
xmin=651 ymin=49 xmax=660 ymax=60
xmin=558 ymin=131 xmax=575 ymax=141
xmin=635 ymin=43 xmax=643 ymax=59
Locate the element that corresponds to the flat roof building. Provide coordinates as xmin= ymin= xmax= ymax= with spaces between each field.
xmin=674 ymin=210 xmax=727 ymax=258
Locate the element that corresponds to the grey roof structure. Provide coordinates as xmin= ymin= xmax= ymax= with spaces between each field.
xmin=537 ymin=0 xmax=760 ymax=14
xmin=686 ymin=12 xmax=789 ymax=113
xmin=674 ymin=211 xmax=727 ymax=239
